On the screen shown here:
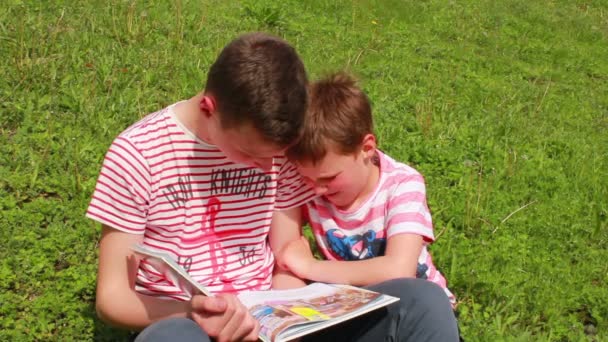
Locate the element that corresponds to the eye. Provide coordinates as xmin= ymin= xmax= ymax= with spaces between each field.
xmin=318 ymin=175 xmax=337 ymax=184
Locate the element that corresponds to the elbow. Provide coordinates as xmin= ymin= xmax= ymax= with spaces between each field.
xmin=95 ymin=288 xmax=114 ymax=324
xmin=95 ymin=286 xmax=126 ymax=327
xmin=96 ymin=305 xmax=112 ymax=326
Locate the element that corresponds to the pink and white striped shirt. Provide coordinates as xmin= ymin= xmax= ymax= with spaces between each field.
xmin=305 ymin=151 xmax=455 ymax=304
xmin=86 ymin=104 xmax=314 ymax=300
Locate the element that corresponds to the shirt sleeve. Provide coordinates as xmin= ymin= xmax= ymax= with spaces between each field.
xmin=385 ymin=173 xmax=435 ymax=242
xmin=274 ymin=158 xmax=316 ymax=210
xmin=86 ymin=136 xmax=151 ymax=234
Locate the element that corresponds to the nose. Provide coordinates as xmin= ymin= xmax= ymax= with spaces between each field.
xmin=313 ymin=185 xmax=328 ymax=196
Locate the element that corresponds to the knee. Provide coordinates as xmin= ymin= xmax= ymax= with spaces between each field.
xmin=407 ymin=278 xmax=450 ymax=304
xmin=374 ymin=278 xmax=453 ymax=313
xmin=135 ymin=317 xmax=210 ymax=342
xmin=378 ymin=279 xmax=459 ymax=341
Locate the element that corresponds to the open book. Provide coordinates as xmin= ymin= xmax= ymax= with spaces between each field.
xmin=132 ymin=244 xmax=399 ymax=342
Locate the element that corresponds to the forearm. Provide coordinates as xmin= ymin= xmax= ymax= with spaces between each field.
xmin=96 ymin=287 xmax=191 ymax=331
xmin=272 ymin=266 xmax=307 ymax=289
xmin=269 ymin=207 xmax=307 ymax=290
xmin=305 ymin=256 xmax=416 ymax=287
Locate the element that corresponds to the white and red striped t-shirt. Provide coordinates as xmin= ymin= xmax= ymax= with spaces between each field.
xmin=305 ymin=151 xmax=455 ymax=305
xmin=86 ymin=104 xmax=314 ymax=300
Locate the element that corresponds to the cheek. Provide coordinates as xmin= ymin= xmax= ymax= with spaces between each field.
xmin=326 ymin=175 xmax=351 ymax=191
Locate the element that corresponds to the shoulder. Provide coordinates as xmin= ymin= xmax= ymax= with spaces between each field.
xmin=107 ymin=104 xmax=188 ymax=163
xmin=378 ymin=151 xmax=426 ymax=190
xmin=118 ymin=106 xmax=175 ymax=144
xmin=275 ymin=157 xmax=299 ymax=178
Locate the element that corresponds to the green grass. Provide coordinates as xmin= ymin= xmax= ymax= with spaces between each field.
xmin=1 ymin=0 xmax=607 ymax=340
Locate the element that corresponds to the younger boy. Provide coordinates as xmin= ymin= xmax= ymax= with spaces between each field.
xmin=87 ymin=32 xmax=314 ymax=342
xmin=271 ymin=72 xmax=459 ymax=341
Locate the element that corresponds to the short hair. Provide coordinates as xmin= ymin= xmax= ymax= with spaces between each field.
xmin=286 ymin=72 xmax=373 ymax=164
xmin=205 ymin=32 xmax=308 ymax=147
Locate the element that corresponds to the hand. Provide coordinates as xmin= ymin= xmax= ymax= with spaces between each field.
xmin=280 ymin=236 xmax=316 ymax=279
xmin=190 ymin=294 xmax=260 ymax=342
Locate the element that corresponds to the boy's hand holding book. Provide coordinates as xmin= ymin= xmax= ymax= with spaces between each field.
xmin=190 ymin=293 xmax=260 ymax=342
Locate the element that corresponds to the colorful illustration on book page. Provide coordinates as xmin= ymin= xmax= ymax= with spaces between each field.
xmin=301 ymin=287 xmax=380 ymax=317
xmin=250 ymin=304 xmax=308 ymax=341
xmin=288 ymin=307 xmax=330 ymax=320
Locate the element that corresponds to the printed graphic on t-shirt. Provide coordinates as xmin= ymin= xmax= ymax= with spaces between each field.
xmin=416 ymin=263 xmax=429 ymax=279
xmin=209 ymin=167 xmax=271 ymax=199
xmin=162 ymin=175 xmax=193 ymax=209
xmin=162 ymin=168 xmax=271 ymax=210
xmin=325 ymin=229 xmax=386 ymax=260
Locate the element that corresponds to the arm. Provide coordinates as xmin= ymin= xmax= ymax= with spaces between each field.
xmin=96 ymin=225 xmax=259 ymax=341
xmin=96 ymin=225 xmax=191 ymax=329
xmin=268 ymin=206 xmax=308 ymax=289
xmin=283 ymin=233 xmax=423 ymax=286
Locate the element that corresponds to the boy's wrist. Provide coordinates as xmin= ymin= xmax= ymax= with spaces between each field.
xmin=304 ymin=259 xmax=320 ymax=279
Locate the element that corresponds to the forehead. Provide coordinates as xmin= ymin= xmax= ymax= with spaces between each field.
xmin=297 ymin=150 xmax=353 ymax=176
xmin=223 ymin=123 xmax=285 ymax=156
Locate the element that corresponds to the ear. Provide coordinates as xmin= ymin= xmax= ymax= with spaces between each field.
xmin=199 ymin=95 xmax=217 ymax=116
xmin=360 ymin=133 xmax=377 ymax=159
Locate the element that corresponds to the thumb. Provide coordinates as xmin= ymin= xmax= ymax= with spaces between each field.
xmin=192 ymin=295 xmax=227 ymax=313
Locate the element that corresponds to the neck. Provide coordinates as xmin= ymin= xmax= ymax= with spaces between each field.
xmin=360 ymin=159 xmax=381 ymax=204
xmin=340 ymin=153 xmax=381 ymax=211
xmin=174 ymin=92 xmax=213 ymax=144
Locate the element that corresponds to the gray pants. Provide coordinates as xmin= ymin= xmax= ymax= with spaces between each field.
xmin=136 ymin=278 xmax=459 ymax=342
xmin=303 ymin=278 xmax=459 ymax=342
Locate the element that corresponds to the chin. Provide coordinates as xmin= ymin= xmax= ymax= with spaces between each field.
xmin=326 ymin=193 xmax=354 ymax=208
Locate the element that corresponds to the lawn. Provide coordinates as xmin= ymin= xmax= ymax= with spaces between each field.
xmin=1 ymin=0 xmax=606 ymax=341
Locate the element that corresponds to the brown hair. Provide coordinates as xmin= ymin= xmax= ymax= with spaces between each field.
xmin=286 ymin=72 xmax=373 ymax=164
xmin=205 ymin=32 xmax=308 ymax=147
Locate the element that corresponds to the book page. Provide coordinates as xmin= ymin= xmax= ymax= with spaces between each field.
xmin=239 ymin=283 xmax=384 ymax=341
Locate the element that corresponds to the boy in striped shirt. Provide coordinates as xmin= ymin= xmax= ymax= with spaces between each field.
xmin=87 ymin=33 xmax=314 ymax=341
xmin=271 ymin=72 xmax=460 ymax=341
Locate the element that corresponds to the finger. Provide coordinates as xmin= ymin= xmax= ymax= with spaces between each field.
xmin=196 ymin=295 xmax=238 ymax=340
xmin=219 ymin=298 xmax=257 ymax=342
xmin=191 ymin=295 xmax=227 ymax=314
xmin=243 ymin=318 xmax=261 ymax=341
xmin=216 ymin=296 xmax=243 ymax=341
xmin=228 ymin=310 xmax=257 ymax=342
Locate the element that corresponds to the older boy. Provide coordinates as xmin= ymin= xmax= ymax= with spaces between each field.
xmin=87 ymin=32 xmax=314 ymax=342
